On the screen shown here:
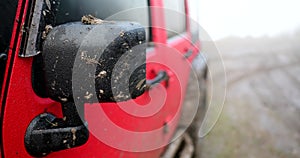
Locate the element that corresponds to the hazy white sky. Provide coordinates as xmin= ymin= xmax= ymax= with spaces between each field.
xmin=198 ymin=0 xmax=300 ymax=40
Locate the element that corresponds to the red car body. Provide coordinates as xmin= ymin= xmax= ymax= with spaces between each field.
xmin=0 ymin=0 xmax=200 ymax=157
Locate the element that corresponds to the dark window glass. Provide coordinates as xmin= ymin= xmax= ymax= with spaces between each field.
xmin=54 ymin=0 xmax=150 ymax=41
xmin=164 ymin=0 xmax=186 ymax=38
xmin=0 ymin=0 xmax=18 ymax=93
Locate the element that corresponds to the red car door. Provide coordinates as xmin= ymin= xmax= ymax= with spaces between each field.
xmin=0 ymin=0 xmax=200 ymax=157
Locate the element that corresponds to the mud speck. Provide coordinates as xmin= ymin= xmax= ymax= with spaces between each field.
xmin=81 ymin=51 xmax=101 ymax=65
xmin=81 ymin=15 xmax=103 ymax=25
xmin=99 ymin=89 xmax=104 ymax=94
xmin=71 ymin=128 xmax=77 ymax=145
xmin=97 ymin=71 xmax=107 ymax=78
xmin=42 ymin=25 xmax=53 ymax=40
xmin=120 ymin=31 xmax=125 ymax=37
xmin=45 ymin=0 xmax=51 ymax=9
xmin=136 ymin=78 xmax=146 ymax=90
xmin=84 ymin=92 xmax=93 ymax=100
xmin=42 ymin=10 xmax=46 ymax=16
xmin=58 ymin=96 xmax=68 ymax=102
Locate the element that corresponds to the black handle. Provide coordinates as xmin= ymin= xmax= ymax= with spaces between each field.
xmin=146 ymin=71 xmax=169 ymax=89
xmin=183 ymin=49 xmax=193 ymax=59
xmin=25 ymin=102 xmax=89 ymax=157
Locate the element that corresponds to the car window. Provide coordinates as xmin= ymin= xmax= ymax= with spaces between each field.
xmin=188 ymin=0 xmax=200 ymax=43
xmin=55 ymin=0 xmax=151 ymax=41
xmin=164 ymin=0 xmax=186 ymax=38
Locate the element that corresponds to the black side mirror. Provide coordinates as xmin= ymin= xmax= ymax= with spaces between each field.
xmin=25 ymin=21 xmax=146 ymax=157
xmin=43 ymin=21 xmax=146 ymax=103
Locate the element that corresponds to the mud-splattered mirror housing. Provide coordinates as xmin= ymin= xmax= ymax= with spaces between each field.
xmin=42 ymin=21 xmax=146 ymax=103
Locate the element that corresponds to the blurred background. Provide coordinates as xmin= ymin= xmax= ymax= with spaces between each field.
xmin=199 ymin=0 xmax=300 ymax=40
xmin=197 ymin=0 xmax=300 ymax=157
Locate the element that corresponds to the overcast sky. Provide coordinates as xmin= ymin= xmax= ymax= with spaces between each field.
xmin=198 ymin=0 xmax=300 ymax=40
